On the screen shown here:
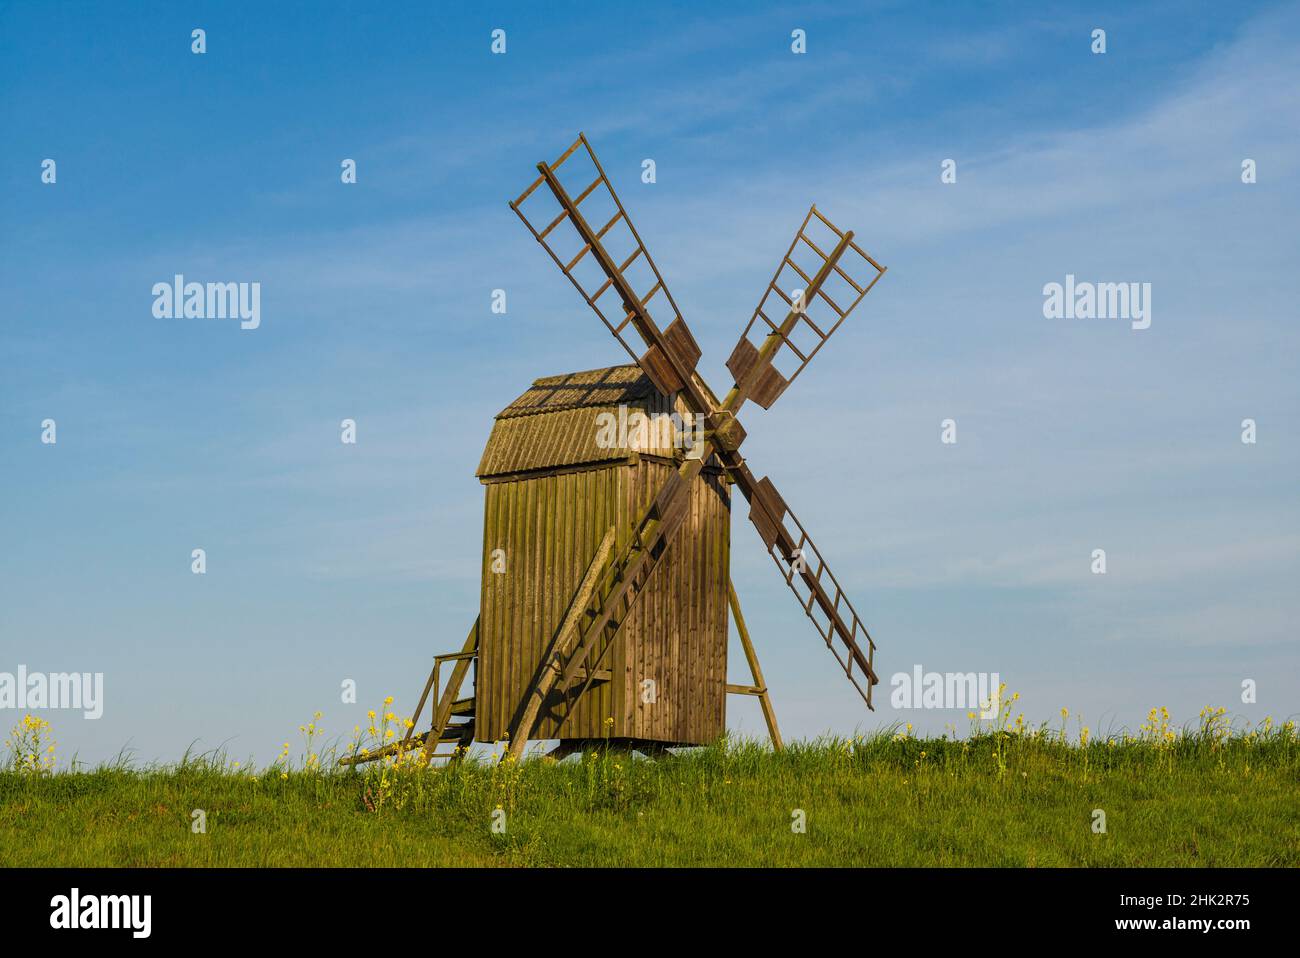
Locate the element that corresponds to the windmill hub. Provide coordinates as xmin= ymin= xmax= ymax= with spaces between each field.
xmin=707 ymin=411 xmax=747 ymax=453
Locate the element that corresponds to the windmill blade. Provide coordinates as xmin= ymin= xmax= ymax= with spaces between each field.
xmin=741 ymin=470 xmax=879 ymax=707
xmin=510 ymin=134 xmax=705 ymax=403
xmin=726 ymin=205 xmax=886 ymax=409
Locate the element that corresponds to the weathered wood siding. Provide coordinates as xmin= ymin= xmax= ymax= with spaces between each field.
xmin=477 ymin=464 xmax=623 ymax=743
xmin=621 ymin=458 xmax=730 ymax=744
xmin=476 ymin=457 xmax=729 ymax=745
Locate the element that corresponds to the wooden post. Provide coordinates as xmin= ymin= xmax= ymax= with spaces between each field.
xmin=728 ymin=579 xmax=783 ymax=751
xmin=399 ymin=655 xmax=442 ymax=751
xmin=506 ymin=526 xmax=617 ymax=762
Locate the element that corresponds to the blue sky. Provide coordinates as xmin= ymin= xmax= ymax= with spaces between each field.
xmin=2 ymin=1 xmax=1297 ymax=766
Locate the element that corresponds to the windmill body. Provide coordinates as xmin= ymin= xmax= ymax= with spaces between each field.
xmin=476 ymin=365 xmax=730 ymax=748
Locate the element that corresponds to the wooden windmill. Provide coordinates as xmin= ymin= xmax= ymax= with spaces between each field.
xmin=345 ymin=134 xmax=886 ymax=765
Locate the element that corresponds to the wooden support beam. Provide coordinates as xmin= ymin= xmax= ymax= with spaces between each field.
xmin=728 ymin=580 xmax=783 ymax=751
xmin=338 ymin=721 xmax=474 ymax=767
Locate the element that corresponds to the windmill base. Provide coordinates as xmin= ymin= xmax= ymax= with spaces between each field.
xmin=544 ymin=737 xmax=681 ymax=761
xmin=396 ymin=582 xmax=784 ymax=768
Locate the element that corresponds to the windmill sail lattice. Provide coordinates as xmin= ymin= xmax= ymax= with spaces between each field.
xmin=728 ymin=205 xmax=886 ymax=408
xmin=510 ymin=134 xmax=702 ymax=397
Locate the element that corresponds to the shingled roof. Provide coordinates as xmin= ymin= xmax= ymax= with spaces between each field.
xmin=477 ymin=365 xmax=698 ymax=479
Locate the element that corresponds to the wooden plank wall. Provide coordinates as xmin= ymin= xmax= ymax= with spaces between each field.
xmin=476 ymin=459 xmax=730 ymax=745
xmin=623 ymin=459 xmax=730 ymax=744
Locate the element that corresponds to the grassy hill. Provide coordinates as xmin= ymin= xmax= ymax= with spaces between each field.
xmin=2 ymin=708 xmax=1297 ymax=867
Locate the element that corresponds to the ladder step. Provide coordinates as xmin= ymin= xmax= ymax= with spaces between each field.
xmin=438 ymin=721 xmax=473 ymax=741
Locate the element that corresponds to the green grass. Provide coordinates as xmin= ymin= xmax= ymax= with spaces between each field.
xmin=3 ymin=722 xmax=1298 ymax=867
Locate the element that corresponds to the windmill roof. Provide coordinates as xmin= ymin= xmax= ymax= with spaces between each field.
xmin=477 ymin=364 xmax=698 ymax=478
xmin=494 ymin=364 xmax=657 ymax=419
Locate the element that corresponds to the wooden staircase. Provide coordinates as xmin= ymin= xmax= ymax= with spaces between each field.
xmin=337 ymin=619 xmax=479 ymax=767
